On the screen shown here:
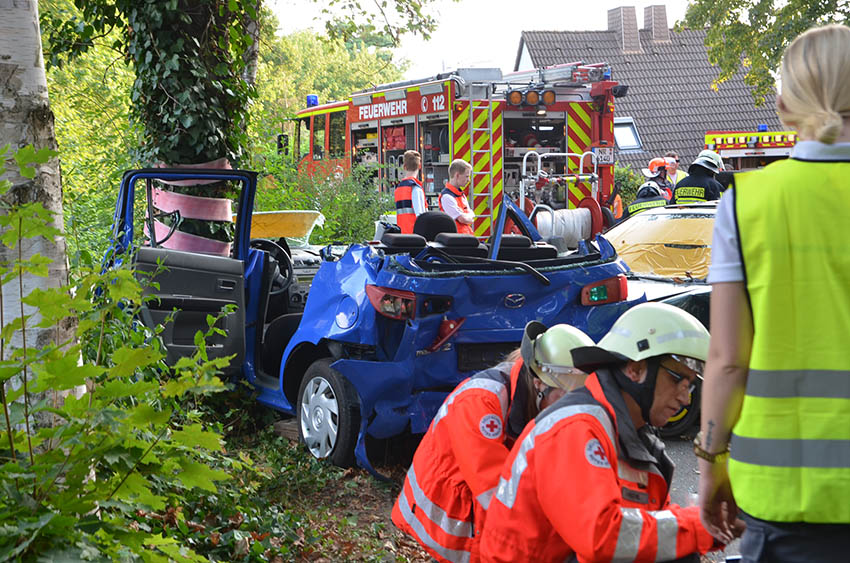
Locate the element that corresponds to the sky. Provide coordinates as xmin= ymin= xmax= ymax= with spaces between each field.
xmin=269 ymin=0 xmax=691 ymax=79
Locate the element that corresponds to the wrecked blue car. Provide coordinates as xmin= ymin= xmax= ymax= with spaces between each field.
xmin=110 ymin=168 xmax=646 ymax=475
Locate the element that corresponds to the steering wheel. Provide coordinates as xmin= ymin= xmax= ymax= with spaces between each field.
xmin=250 ymin=238 xmax=294 ymax=296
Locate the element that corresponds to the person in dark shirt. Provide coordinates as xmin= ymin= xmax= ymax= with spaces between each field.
xmin=673 ymin=150 xmax=725 ymax=204
xmin=621 ymin=181 xmax=668 ymax=221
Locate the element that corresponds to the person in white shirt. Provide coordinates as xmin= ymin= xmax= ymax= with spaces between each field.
xmin=438 ymin=159 xmax=475 ymax=235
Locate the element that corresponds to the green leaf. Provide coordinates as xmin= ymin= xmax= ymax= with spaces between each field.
xmin=98 ymin=379 xmax=157 ymax=400
xmin=13 ymin=145 xmax=57 ymax=179
xmin=176 ymin=458 xmax=229 ymax=492
xmin=112 ymin=472 xmax=167 ymax=510
xmin=127 ymin=403 xmax=171 ymax=427
xmin=109 ymin=347 xmax=164 ymax=379
xmin=170 ymin=423 xmax=222 ymax=451
xmin=31 ymin=350 xmax=103 ymax=392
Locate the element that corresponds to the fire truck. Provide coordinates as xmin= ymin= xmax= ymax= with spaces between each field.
xmin=704 ymin=129 xmax=797 ymax=171
xmin=292 ymin=63 xmax=625 ymax=240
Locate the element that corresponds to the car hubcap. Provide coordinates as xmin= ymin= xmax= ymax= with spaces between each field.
xmin=300 ymin=376 xmax=339 ymax=459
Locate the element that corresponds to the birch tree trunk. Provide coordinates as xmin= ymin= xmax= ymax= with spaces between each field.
xmin=0 ymin=0 xmax=74 ymax=424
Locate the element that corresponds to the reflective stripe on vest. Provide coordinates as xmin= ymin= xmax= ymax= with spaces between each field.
xmin=431 ymin=375 xmax=509 ymax=429
xmin=612 ymin=508 xmax=678 ymax=562
xmin=395 ymin=180 xmax=416 ymax=215
xmin=495 ymin=404 xmax=616 ymax=509
xmin=674 ymin=186 xmax=706 ymax=203
xmin=733 ymin=158 xmax=850 ymax=523
xmin=395 ymin=487 xmax=472 ymax=563
xmin=404 ymin=464 xmax=474 ymax=538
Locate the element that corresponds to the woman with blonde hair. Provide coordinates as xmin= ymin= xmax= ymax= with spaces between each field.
xmin=698 ymin=24 xmax=850 ymax=561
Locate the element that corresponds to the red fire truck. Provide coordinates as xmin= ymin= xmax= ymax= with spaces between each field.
xmin=292 ymin=63 xmax=625 ymax=239
xmin=705 ymin=129 xmax=797 ymax=171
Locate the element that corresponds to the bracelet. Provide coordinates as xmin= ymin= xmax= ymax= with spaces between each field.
xmin=693 ymin=431 xmax=730 ymax=463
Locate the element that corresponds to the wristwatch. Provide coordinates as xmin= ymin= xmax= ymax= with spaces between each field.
xmin=693 ymin=431 xmax=730 ymax=463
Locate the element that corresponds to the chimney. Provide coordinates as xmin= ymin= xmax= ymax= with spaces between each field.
xmin=644 ymin=5 xmax=671 ymax=43
xmin=608 ymin=6 xmax=642 ymax=54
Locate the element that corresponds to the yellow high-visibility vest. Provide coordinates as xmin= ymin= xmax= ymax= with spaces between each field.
xmin=732 ymin=158 xmax=850 ymax=523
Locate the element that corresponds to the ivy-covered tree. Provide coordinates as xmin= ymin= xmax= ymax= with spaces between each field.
xmin=684 ymin=0 xmax=850 ymax=105
xmin=42 ymin=0 xmax=439 ymax=165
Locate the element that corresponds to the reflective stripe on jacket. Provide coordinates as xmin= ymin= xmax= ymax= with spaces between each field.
xmin=439 ymin=183 xmax=474 ymax=235
xmin=625 ymin=197 xmax=666 ymax=219
xmin=479 ymin=371 xmax=715 ymax=562
xmin=732 ymin=158 xmax=850 ymax=523
xmin=394 ymin=177 xmax=421 ymax=234
xmin=392 ymin=360 xmax=524 ymax=562
xmin=673 ymin=185 xmax=707 ymax=203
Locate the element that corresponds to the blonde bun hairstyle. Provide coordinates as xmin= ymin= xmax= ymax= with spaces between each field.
xmin=778 ymin=24 xmax=850 ymax=144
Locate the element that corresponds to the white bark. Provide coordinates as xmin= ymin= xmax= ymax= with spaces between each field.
xmin=0 ymin=0 xmax=75 ymax=426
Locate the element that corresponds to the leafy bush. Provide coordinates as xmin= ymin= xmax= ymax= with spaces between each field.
xmin=0 ymin=145 xmax=366 ymax=561
xmin=614 ymin=162 xmax=644 ymax=205
xmin=253 ymin=149 xmax=394 ymax=245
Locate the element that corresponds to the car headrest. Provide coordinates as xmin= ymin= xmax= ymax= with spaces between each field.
xmin=499 ymin=234 xmax=532 ymax=247
xmin=380 ymin=233 xmax=427 ymax=248
xmin=435 ymin=232 xmax=480 ymax=247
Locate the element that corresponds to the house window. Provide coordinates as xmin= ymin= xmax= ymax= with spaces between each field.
xmin=614 ymin=117 xmax=642 ymax=151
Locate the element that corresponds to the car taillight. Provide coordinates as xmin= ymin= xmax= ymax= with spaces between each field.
xmin=581 ymin=274 xmax=628 ymax=305
xmin=365 ymin=284 xmax=416 ymax=320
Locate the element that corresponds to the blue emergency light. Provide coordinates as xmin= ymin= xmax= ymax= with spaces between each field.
xmin=306 ymin=94 xmax=319 ymax=107
xmin=757 ymin=123 xmax=768 ymax=132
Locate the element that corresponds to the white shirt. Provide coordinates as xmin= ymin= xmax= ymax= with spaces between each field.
xmin=440 ymin=192 xmax=471 ymax=221
xmin=411 ymin=184 xmax=428 ymax=216
xmin=708 ymin=141 xmax=850 ymax=284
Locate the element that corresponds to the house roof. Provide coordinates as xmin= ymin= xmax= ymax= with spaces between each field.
xmin=517 ymin=28 xmax=785 ymax=171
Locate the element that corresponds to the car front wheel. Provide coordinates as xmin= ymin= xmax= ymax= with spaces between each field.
xmin=297 ymin=358 xmax=360 ymax=467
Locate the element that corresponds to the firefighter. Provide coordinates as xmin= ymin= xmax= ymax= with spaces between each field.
xmin=699 ymin=24 xmax=850 ymax=561
xmin=641 ymin=157 xmax=674 ymax=200
xmin=672 ymin=150 xmax=725 ymax=204
xmin=439 ymin=159 xmax=475 ymax=235
xmin=621 ymin=180 xmax=667 ymax=221
xmin=479 ymin=303 xmax=740 ymax=563
xmin=392 ymin=322 xmax=593 ymax=563
xmin=393 ymin=150 xmax=426 ymax=234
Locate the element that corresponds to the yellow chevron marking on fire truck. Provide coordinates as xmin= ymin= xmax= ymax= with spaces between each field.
xmin=566 ymin=104 xmax=593 ymax=209
xmin=453 ymin=104 xmax=470 ymax=163
xmin=570 ymin=109 xmax=591 ymax=147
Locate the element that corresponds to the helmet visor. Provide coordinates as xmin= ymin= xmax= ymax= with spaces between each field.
xmin=669 ymin=354 xmax=705 ymax=380
xmin=536 ymin=363 xmax=588 ymax=391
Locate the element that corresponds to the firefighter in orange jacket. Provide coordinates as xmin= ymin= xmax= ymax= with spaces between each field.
xmin=479 ymin=303 xmax=743 ymax=562
xmin=439 ymin=159 xmax=475 ymax=235
xmin=391 ymin=322 xmax=594 ymax=563
xmin=394 ymin=150 xmax=426 ymax=234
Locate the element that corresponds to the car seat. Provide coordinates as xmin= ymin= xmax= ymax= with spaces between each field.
xmin=414 ymin=211 xmax=456 ymax=241
xmin=495 ymin=234 xmax=558 ymax=261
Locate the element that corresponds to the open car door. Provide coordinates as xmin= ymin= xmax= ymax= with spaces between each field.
xmin=108 ymin=168 xmax=258 ymax=373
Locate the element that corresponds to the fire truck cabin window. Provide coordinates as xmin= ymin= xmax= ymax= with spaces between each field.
xmin=312 ymin=114 xmax=326 ymax=160
xmin=329 ymin=111 xmax=346 ymax=159
xmin=614 ymin=117 xmax=642 ymax=151
xmin=295 ymin=118 xmax=310 ymax=160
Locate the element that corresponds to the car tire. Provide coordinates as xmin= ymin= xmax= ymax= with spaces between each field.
xmin=297 ymin=358 xmax=361 ymax=467
xmin=659 ymin=381 xmax=701 ymax=438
